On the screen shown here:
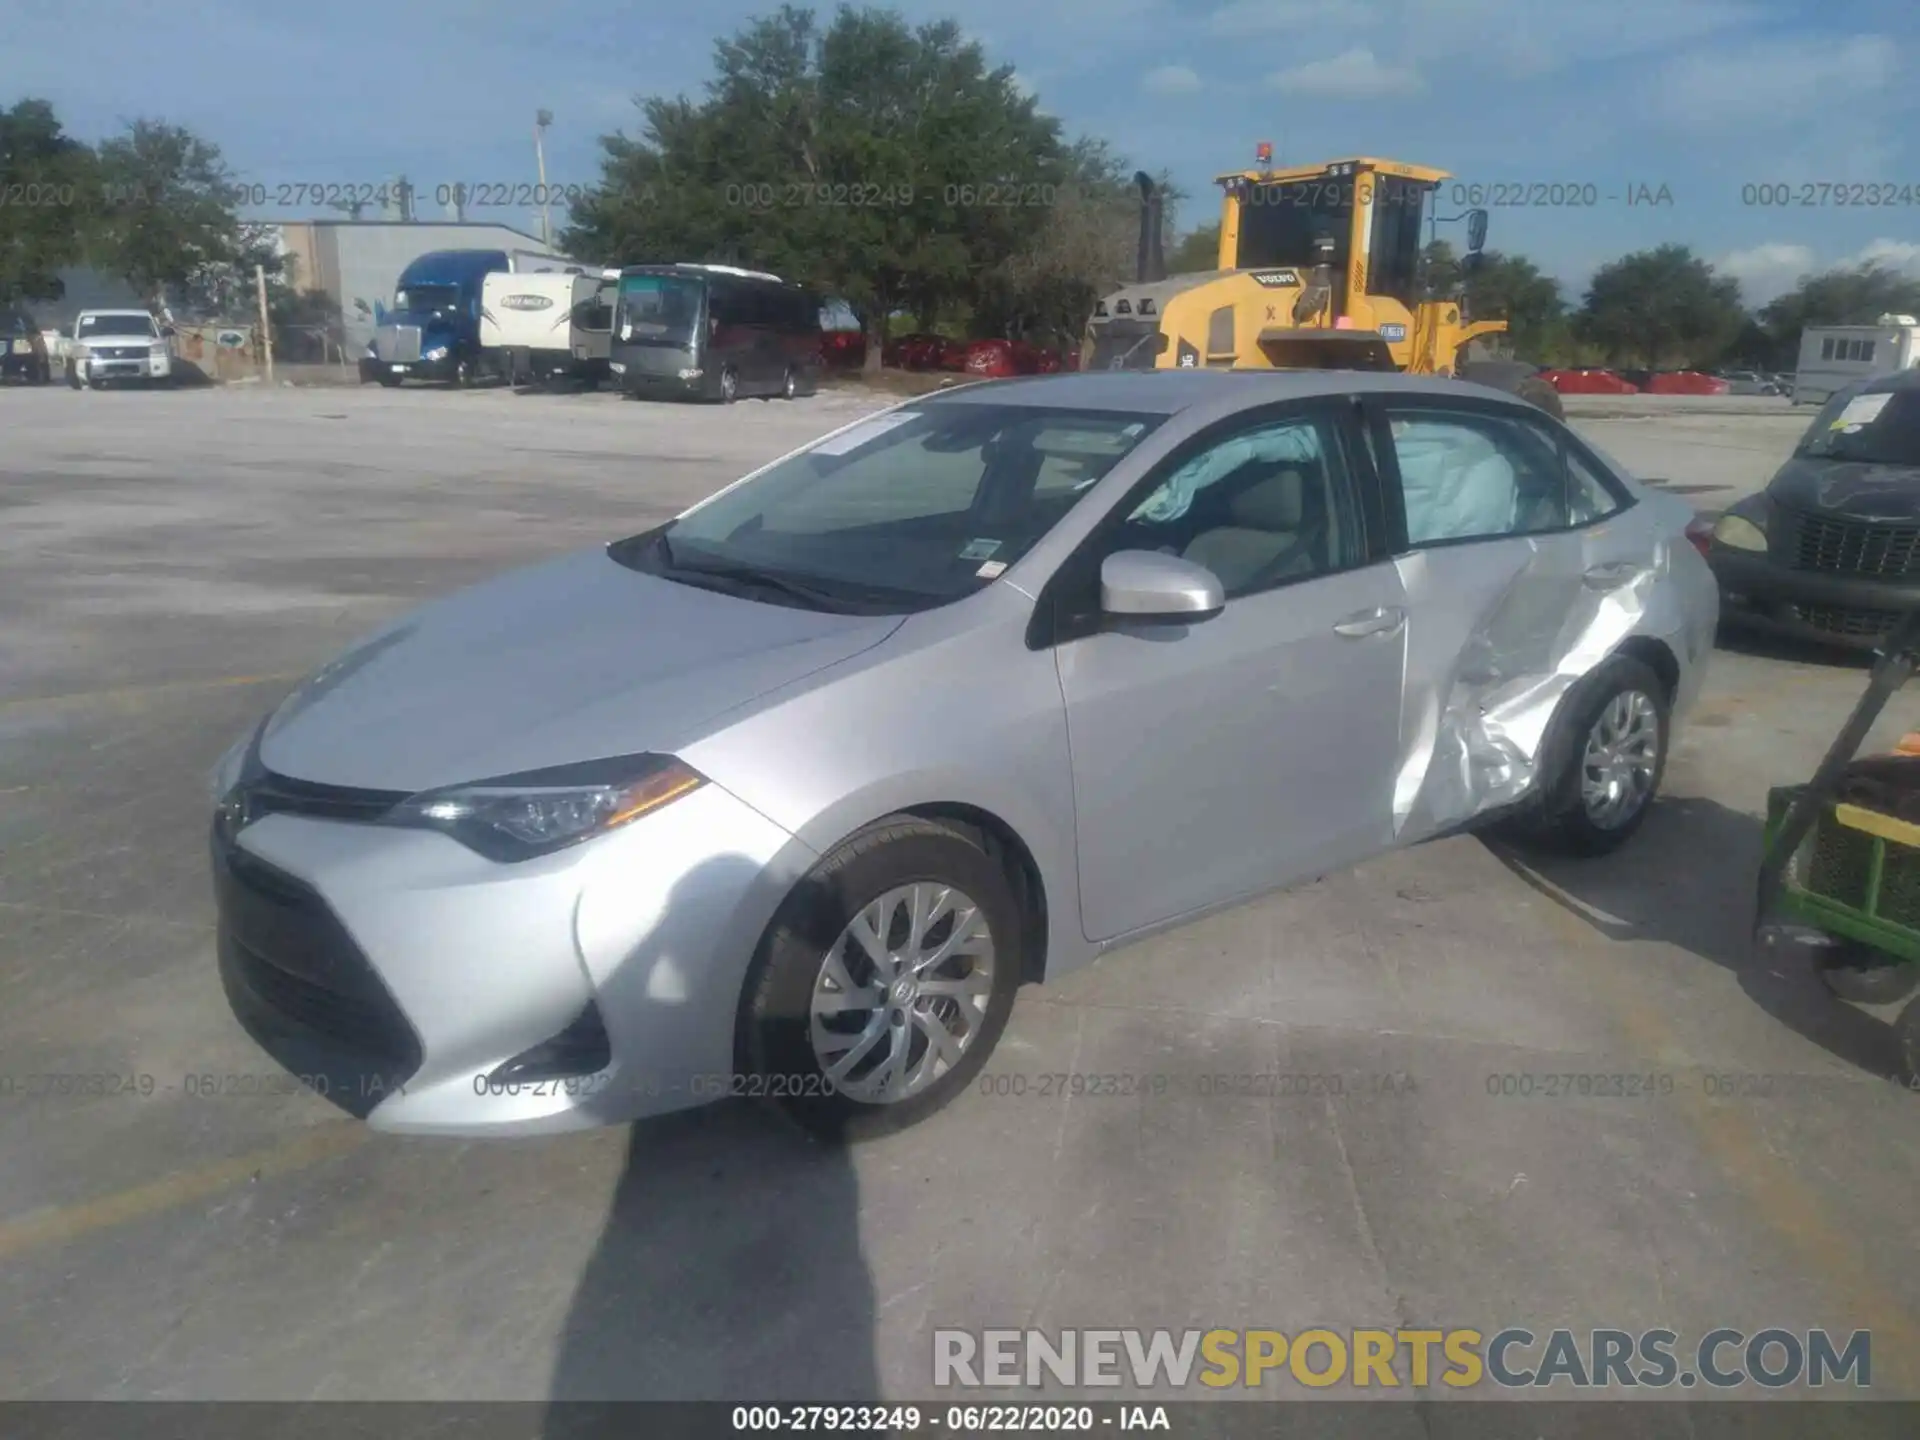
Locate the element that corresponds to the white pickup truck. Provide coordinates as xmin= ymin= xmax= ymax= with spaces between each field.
xmin=67 ymin=309 xmax=174 ymax=389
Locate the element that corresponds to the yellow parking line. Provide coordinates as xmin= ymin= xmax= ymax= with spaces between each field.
xmin=1529 ymin=871 xmax=1920 ymax=1395
xmin=0 ymin=672 xmax=300 ymax=713
xmin=0 ymin=1121 xmax=364 ymax=1263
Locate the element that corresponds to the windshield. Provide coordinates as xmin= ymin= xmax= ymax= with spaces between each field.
xmin=1235 ymin=178 xmax=1353 ymax=270
xmin=624 ymin=403 xmax=1164 ymax=611
xmin=76 ymin=313 xmax=157 ymax=338
xmin=393 ymin=284 xmax=461 ymax=315
xmin=1798 ymin=388 xmax=1920 ymax=467
xmin=616 ymin=274 xmax=704 ymax=344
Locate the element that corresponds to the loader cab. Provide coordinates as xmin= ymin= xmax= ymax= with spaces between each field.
xmin=1219 ymin=158 xmax=1439 ymax=315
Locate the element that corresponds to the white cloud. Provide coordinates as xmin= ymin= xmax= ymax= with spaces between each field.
xmin=1652 ymin=33 xmax=1897 ymax=132
xmin=1267 ymin=47 xmax=1423 ymax=99
xmin=1007 ymin=70 xmax=1036 ymax=98
xmin=1206 ymin=0 xmax=1371 ymax=35
xmin=1142 ymin=64 xmax=1201 ymax=95
xmin=1387 ymin=0 xmax=1760 ymax=73
xmin=1715 ymin=239 xmax=1920 ymax=305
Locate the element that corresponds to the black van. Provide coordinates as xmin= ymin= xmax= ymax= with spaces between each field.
xmin=610 ymin=264 xmax=822 ymax=403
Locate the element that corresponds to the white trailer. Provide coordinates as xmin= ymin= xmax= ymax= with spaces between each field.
xmin=480 ymin=267 xmax=617 ymax=389
xmin=1793 ymin=314 xmax=1920 ymax=405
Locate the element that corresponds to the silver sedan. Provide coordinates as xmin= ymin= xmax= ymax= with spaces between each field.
xmin=209 ymin=371 xmax=1717 ymax=1139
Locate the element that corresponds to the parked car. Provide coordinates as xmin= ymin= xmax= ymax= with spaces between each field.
xmin=66 ymin=309 xmax=173 ymax=389
xmin=1540 ymin=368 xmax=1639 ymax=395
xmin=210 ymin=370 xmax=1715 ymax=1140
xmin=883 ymin=333 xmax=952 ymax=371
xmin=1717 ymin=369 xmax=1785 ymax=397
xmin=1 ymin=307 xmax=52 ymax=385
xmin=1646 ymin=371 xmax=1729 ymax=396
xmin=961 ymin=339 xmax=1019 ymax=377
xmin=818 ymin=330 xmax=866 ymax=369
xmin=1700 ymin=367 xmax=1920 ymax=648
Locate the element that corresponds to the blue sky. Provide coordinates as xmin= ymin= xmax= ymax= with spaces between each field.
xmin=4 ymin=0 xmax=1915 ymax=307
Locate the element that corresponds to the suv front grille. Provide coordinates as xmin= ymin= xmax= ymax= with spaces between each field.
xmin=1782 ymin=509 xmax=1920 ymax=578
xmin=1791 ymin=603 xmax=1902 ymax=639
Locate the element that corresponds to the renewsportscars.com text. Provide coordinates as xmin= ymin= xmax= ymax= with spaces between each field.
xmin=933 ymin=1327 xmax=1871 ymax=1391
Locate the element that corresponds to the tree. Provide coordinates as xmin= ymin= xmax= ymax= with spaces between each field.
xmin=90 ymin=119 xmax=246 ymax=309
xmin=1168 ymin=220 xmax=1220 ymax=274
xmin=0 ymin=98 xmax=97 ymax=304
xmin=564 ymin=4 xmax=1083 ymax=371
xmin=1576 ymin=244 xmax=1743 ymax=368
xmin=1463 ymin=251 xmax=1566 ymax=359
xmin=1758 ymin=261 xmax=1920 ymax=364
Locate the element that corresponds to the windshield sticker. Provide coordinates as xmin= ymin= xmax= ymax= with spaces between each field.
xmin=960 ymin=537 xmax=1002 ymax=562
xmin=975 ymin=560 xmax=1009 ymax=579
xmin=809 ymin=412 xmax=919 ymax=456
xmin=1831 ymin=392 xmax=1892 ymax=431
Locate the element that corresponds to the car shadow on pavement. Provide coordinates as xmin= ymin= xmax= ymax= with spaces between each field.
xmin=1484 ymin=796 xmax=1909 ymax=1083
xmin=541 ymin=861 xmax=878 ymax=1429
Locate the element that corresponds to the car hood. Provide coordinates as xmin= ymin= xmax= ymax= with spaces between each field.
xmin=259 ymin=546 xmax=904 ymax=792
xmin=1767 ymin=455 xmax=1920 ymax=522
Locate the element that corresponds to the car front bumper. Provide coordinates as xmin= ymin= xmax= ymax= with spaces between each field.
xmin=360 ymin=353 xmax=461 ymax=383
xmin=76 ymin=353 xmax=169 ymax=382
xmin=212 ymin=779 xmax=810 ymax=1136
xmin=1707 ymin=543 xmax=1920 ymax=650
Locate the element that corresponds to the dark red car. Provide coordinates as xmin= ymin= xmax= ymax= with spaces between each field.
xmin=1645 ymin=370 xmax=1730 ymax=396
xmin=818 ymin=330 xmax=866 ymax=369
xmin=1539 ymin=368 xmax=1640 ymax=395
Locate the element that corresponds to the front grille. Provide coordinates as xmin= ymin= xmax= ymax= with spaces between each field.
xmin=1782 ymin=509 xmax=1920 ymax=578
xmin=211 ymin=829 xmax=422 ymax=1078
xmin=95 ymin=345 xmax=148 ymax=361
xmin=249 ymin=769 xmax=407 ymax=824
xmin=1791 ymin=602 xmax=1902 ymax=639
xmin=372 ymin=325 xmax=422 ymax=363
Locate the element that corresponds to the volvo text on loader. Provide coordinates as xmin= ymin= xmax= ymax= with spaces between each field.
xmin=1084 ymin=147 xmax=1563 ymax=418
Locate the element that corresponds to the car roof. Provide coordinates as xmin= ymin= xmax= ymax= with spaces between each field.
xmin=77 ymin=308 xmax=155 ymax=318
xmin=1859 ymin=368 xmax=1920 ymax=394
xmin=924 ymin=368 xmax=1536 ymax=417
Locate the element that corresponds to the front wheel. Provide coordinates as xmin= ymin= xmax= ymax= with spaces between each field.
xmin=718 ymin=365 xmax=738 ymax=404
xmin=780 ymin=367 xmax=797 ymax=400
xmin=1516 ymin=655 xmax=1670 ymax=856
xmin=736 ymin=817 xmax=1021 ymax=1141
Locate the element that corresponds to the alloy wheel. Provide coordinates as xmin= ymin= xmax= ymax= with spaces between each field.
xmin=1580 ymin=689 xmax=1660 ymax=829
xmin=809 ymin=882 xmax=996 ymax=1104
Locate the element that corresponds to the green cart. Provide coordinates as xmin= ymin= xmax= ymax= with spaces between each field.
xmin=1757 ymin=610 xmax=1920 ymax=1080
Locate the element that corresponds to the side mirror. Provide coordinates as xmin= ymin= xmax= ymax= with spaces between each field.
xmin=1466 ymin=207 xmax=1489 ymax=253
xmin=1099 ymin=551 xmax=1225 ymax=624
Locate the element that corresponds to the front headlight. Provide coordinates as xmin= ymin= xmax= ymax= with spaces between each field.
xmin=423 ymin=344 xmax=449 ymax=361
xmin=149 ymin=344 xmax=167 ymax=360
xmin=1712 ymin=513 xmax=1768 ymax=552
xmin=383 ymin=754 xmax=706 ymax=862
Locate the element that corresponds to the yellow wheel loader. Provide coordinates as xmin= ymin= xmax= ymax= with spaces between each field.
xmin=1083 ymin=148 xmax=1563 ymax=419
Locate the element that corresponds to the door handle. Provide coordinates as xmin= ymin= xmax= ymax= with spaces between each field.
xmin=1583 ymin=560 xmax=1645 ymax=590
xmin=1332 ymin=605 xmax=1406 ymax=639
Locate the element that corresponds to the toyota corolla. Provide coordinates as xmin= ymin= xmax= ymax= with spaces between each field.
xmin=210 ymin=371 xmax=1716 ymax=1140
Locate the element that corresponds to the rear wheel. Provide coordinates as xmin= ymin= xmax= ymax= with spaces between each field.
xmin=718 ymin=365 xmax=738 ymax=404
xmin=1816 ymin=944 xmax=1920 ymax=1006
xmin=780 ymin=367 xmax=797 ymax=400
xmin=1514 ymin=655 xmax=1669 ymax=856
xmin=736 ymin=817 xmax=1021 ymax=1141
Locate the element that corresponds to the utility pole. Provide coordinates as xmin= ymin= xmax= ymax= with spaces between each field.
xmin=254 ymin=264 xmax=275 ymax=384
xmin=534 ymin=109 xmax=554 ymax=247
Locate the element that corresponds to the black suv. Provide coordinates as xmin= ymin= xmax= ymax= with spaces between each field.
xmin=1 ymin=308 xmax=52 ymax=385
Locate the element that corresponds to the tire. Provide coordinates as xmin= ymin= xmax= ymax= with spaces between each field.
xmin=1898 ymin=993 xmax=1920 ymax=1087
xmin=1513 ymin=375 xmax=1566 ymax=420
xmin=377 ymin=373 xmax=401 ymax=388
xmin=1514 ymin=654 xmax=1670 ymax=857
xmin=735 ymin=816 xmax=1023 ymax=1142
xmin=453 ymin=358 xmax=474 ymax=388
xmin=780 ymin=367 xmax=797 ymax=400
xmin=718 ymin=365 xmax=738 ymax=404
xmin=1816 ymin=943 xmax=1920 ymax=1006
